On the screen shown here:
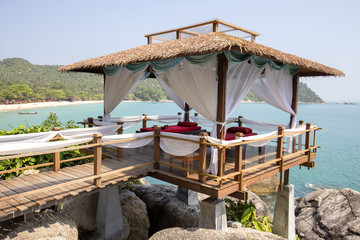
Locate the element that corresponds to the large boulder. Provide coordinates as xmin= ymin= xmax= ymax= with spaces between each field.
xmin=131 ymin=185 xmax=200 ymax=235
xmin=57 ymin=191 xmax=99 ymax=231
xmin=119 ymin=189 xmax=150 ymax=240
xmin=149 ymin=227 xmax=285 ymax=240
xmin=1 ymin=210 xmax=77 ymax=240
xmin=295 ymin=188 xmax=360 ymax=240
xmin=247 ymin=175 xmax=279 ymax=194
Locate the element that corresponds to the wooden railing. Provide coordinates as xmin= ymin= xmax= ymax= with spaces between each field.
xmin=0 ymin=121 xmax=320 ymax=202
xmin=154 ymin=122 xmax=321 ymax=193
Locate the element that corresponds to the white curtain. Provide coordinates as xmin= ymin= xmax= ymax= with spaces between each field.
xmin=226 ymin=61 xmax=264 ymax=119
xmin=0 ymin=138 xmax=93 ymax=156
xmin=160 ymin=132 xmax=200 ymax=156
xmin=104 ymin=67 xmax=147 ymax=120
xmin=156 ymin=75 xmax=187 ymax=111
xmin=59 ymin=125 xmax=121 ymax=139
xmin=155 ymin=58 xmax=218 ymax=122
xmin=0 ymin=132 xmax=58 ymax=144
xmin=251 ymin=65 xmax=295 ymax=127
xmin=102 ymin=132 xmax=154 ymax=148
xmin=241 ymin=118 xmax=285 ymax=132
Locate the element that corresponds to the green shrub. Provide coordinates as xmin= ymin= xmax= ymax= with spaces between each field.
xmin=225 ymin=198 xmax=273 ymax=233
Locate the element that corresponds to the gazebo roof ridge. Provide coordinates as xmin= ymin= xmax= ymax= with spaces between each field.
xmin=59 ymin=32 xmax=344 ymax=77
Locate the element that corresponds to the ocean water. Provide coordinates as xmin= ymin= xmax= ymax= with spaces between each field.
xmin=0 ymin=102 xmax=359 ymax=197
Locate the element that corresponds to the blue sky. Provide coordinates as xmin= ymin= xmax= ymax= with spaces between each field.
xmin=1 ymin=0 xmax=359 ymax=101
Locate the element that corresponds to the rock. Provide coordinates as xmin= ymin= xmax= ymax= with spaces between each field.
xmin=131 ymin=185 xmax=199 ymax=235
xmin=227 ymin=221 xmax=242 ymax=229
xmin=119 ymin=189 xmax=150 ymax=240
xmin=0 ymin=210 xmax=77 ymax=240
xmin=200 ymin=189 xmax=272 ymax=220
xmin=247 ymin=175 xmax=279 ymax=194
xmin=295 ymin=188 xmax=360 ymax=240
xmin=149 ymin=227 xmax=285 ymax=240
xmin=57 ymin=191 xmax=99 ymax=231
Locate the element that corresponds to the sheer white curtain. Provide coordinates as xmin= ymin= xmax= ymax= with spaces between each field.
xmin=156 ymin=75 xmax=187 ymax=111
xmin=104 ymin=67 xmax=147 ymax=121
xmin=251 ymin=65 xmax=296 ymax=152
xmin=251 ymin=65 xmax=295 ymax=126
xmin=155 ymin=58 xmax=218 ymax=122
xmin=226 ymin=61 xmax=265 ymax=119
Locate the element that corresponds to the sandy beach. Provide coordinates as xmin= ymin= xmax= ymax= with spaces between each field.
xmin=0 ymin=100 xmax=104 ymax=112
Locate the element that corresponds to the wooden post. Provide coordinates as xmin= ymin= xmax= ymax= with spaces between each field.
xmin=147 ymin=36 xmax=152 ymax=44
xmin=88 ymin=117 xmax=94 ymax=128
xmin=116 ymin=122 xmax=123 ymax=158
xmin=52 ymin=127 xmax=61 ymax=172
xmin=142 ymin=114 xmax=147 ymax=129
xmin=153 ymin=126 xmax=161 ymax=169
xmin=93 ymin=133 xmax=102 ymax=187
xmin=238 ymin=116 xmax=243 ymax=127
xmin=305 ymin=123 xmax=312 ymax=162
xmin=184 ymin=103 xmax=190 ymax=122
xmin=216 ymin=53 xmax=228 ymax=176
xmin=277 ymin=126 xmax=284 ymax=191
xmin=198 ymin=132 xmax=208 ymax=182
xmin=213 ymin=21 xmax=218 ymax=32
xmin=176 ymin=31 xmax=181 ymax=39
xmin=235 ymin=132 xmax=243 ymax=181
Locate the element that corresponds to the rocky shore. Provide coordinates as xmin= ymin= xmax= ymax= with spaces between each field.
xmin=0 ymin=181 xmax=359 ymax=240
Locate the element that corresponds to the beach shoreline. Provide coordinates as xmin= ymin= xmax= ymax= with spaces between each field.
xmin=0 ymin=100 xmax=104 ymax=112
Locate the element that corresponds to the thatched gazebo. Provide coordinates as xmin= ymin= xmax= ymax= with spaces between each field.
xmin=59 ymin=20 xmax=345 ymax=236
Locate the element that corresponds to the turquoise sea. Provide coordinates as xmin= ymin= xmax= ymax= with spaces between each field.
xmin=0 ymin=102 xmax=359 ymax=198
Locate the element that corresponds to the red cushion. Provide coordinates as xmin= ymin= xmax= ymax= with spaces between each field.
xmin=177 ymin=121 xmax=198 ymax=127
xmin=227 ymin=127 xmax=252 ymax=134
xmin=225 ymin=132 xmax=257 ymax=140
xmin=162 ymin=125 xmax=201 ymax=133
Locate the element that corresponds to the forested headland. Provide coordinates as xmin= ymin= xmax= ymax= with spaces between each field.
xmin=0 ymin=58 xmax=324 ymax=103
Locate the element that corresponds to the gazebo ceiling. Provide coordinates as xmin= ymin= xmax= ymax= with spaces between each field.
xmin=59 ymin=32 xmax=344 ymax=77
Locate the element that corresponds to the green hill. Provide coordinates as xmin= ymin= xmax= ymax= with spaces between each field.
xmin=0 ymin=58 xmax=323 ymax=103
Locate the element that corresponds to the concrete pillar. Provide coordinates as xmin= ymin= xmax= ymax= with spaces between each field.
xmin=176 ymin=187 xmax=199 ymax=206
xmin=95 ymin=186 xmax=126 ymax=240
xmin=199 ymin=197 xmax=227 ymax=231
xmin=273 ymin=184 xmax=296 ymax=240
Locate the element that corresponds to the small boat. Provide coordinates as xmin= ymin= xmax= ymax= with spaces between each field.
xmin=18 ymin=112 xmax=37 ymax=114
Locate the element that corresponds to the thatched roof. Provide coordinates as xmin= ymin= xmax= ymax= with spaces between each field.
xmin=59 ymin=32 xmax=344 ymax=77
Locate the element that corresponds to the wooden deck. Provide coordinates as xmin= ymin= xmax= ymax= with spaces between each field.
xmin=0 ymin=127 xmax=319 ymax=223
xmin=0 ymin=146 xmax=155 ymax=222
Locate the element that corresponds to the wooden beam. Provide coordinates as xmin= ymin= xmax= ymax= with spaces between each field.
xmin=290 ymin=74 xmax=299 ymax=126
xmin=179 ymin=29 xmax=200 ymax=36
xmin=153 ymin=127 xmax=161 ymax=169
xmin=216 ymin=53 xmax=228 ymax=176
xmin=198 ymin=132 xmax=208 ymax=183
xmin=184 ymin=103 xmax=190 ymax=122
xmin=93 ymin=133 xmax=102 ymax=187
xmin=213 ymin=22 xmax=218 ymax=32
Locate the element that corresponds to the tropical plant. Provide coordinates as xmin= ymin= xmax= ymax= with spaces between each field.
xmin=225 ymin=198 xmax=273 ymax=233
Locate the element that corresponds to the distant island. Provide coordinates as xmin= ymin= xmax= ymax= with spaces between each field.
xmin=0 ymin=58 xmax=324 ymax=103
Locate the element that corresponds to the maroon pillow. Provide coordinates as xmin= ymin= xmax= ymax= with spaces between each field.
xmin=227 ymin=127 xmax=252 ymax=134
xmin=177 ymin=121 xmax=198 ymax=127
